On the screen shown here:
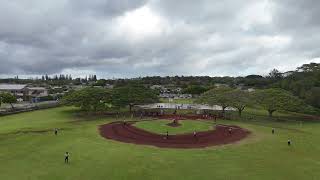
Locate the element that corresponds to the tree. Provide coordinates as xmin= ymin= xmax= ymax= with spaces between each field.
xmin=254 ymin=88 xmax=305 ymax=117
xmin=305 ymin=87 xmax=320 ymax=108
xmin=242 ymin=75 xmax=270 ymax=87
xmin=297 ymin=62 xmax=320 ymax=72
xmin=62 ymin=87 xmax=112 ymax=112
xmin=0 ymin=93 xmax=17 ymax=109
xmin=196 ymin=87 xmax=233 ymax=115
xmin=74 ymin=78 xmax=81 ymax=85
xmin=182 ymin=85 xmax=209 ymax=95
xmin=93 ymin=75 xmax=97 ymax=81
xmin=276 ymin=62 xmax=320 ymax=103
xmin=268 ymin=69 xmax=283 ymax=81
xmin=95 ymin=79 xmax=107 ymax=86
xmin=227 ymin=89 xmax=252 ymax=117
xmin=245 ymin=75 xmax=263 ymax=79
xmin=112 ymin=83 xmax=159 ymax=112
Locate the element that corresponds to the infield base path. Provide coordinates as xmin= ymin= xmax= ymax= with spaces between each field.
xmin=99 ymin=120 xmax=250 ymax=149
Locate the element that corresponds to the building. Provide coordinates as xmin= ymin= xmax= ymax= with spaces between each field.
xmin=105 ymin=84 xmax=114 ymax=89
xmin=247 ymin=88 xmax=255 ymax=92
xmin=159 ymin=93 xmax=193 ymax=99
xmin=150 ymin=85 xmax=164 ymax=90
xmin=26 ymin=87 xmax=48 ymax=98
xmin=214 ymin=83 xmax=229 ymax=88
xmin=0 ymin=84 xmax=27 ymax=100
xmin=0 ymin=84 xmax=49 ymax=101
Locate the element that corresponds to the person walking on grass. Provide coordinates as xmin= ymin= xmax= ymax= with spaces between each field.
xmin=65 ymin=152 xmax=70 ymax=163
xmin=272 ymin=128 xmax=275 ymax=134
xmin=166 ymin=131 xmax=169 ymax=139
xmin=228 ymin=127 xmax=232 ymax=134
xmin=54 ymin=128 xmax=58 ymax=135
xmin=287 ymin=139 xmax=291 ymax=146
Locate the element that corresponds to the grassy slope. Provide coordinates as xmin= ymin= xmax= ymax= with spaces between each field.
xmin=0 ymin=107 xmax=320 ymax=180
xmin=133 ymin=120 xmax=214 ymax=135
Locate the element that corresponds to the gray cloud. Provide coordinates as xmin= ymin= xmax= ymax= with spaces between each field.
xmin=0 ymin=0 xmax=319 ymax=78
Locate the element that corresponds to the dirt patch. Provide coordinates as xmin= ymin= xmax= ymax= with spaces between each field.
xmin=0 ymin=128 xmax=71 ymax=136
xmin=99 ymin=121 xmax=250 ymax=149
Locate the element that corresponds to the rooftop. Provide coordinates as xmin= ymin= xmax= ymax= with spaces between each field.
xmin=0 ymin=84 xmax=27 ymax=90
xmin=28 ymin=87 xmax=46 ymax=90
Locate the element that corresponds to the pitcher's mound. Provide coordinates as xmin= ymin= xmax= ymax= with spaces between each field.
xmin=167 ymin=120 xmax=181 ymax=127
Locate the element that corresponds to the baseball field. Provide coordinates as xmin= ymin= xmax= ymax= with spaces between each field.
xmin=1 ymin=107 xmax=320 ymax=180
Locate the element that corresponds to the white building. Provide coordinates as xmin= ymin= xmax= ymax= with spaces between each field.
xmin=0 ymin=84 xmax=27 ymax=99
xmin=0 ymin=84 xmax=49 ymax=101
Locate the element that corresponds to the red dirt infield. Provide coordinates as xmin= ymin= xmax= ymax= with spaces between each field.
xmin=99 ymin=120 xmax=250 ymax=149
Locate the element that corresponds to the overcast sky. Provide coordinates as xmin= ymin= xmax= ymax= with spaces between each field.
xmin=0 ymin=0 xmax=320 ymax=78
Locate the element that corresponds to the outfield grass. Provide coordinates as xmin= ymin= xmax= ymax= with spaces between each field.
xmin=133 ymin=120 xmax=214 ymax=135
xmin=1 ymin=107 xmax=320 ymax=180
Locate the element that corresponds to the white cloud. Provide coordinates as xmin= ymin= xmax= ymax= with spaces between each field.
xmin=247 ymin=35 xmax=292 ymax=49
xmin=0 ymin=0 xmax=319 ymax=78
xmin=240 ymin=0 xmax=273 ymax=31
xmin=113 ymin=6 xmax=168 ymax=41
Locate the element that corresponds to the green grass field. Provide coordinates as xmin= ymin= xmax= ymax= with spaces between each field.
xmin=133 ymin=120 xmax=214 ymax=135
xmin=1 ymin=107 xmax=320 ymax=180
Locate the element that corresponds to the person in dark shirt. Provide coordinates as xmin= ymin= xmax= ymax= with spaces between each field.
xmin=64 ymin=152 xmax=70 ymax=163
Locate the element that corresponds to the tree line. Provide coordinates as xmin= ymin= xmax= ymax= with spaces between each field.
xmin=196 ymin=87 xmax=313 ymax=117
xmin=61 ymin=83 xmax=317 ymax=117
xmin=272 ymin=63 xmax=320 ymax=108
xmin=62 ymin=83 xmax=159 ymax=112
xmin=1 ymin=62 xmax=319 ymax=110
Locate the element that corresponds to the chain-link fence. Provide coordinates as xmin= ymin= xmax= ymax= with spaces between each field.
xmin=0 ymin=101 xmax=60 ymax=116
